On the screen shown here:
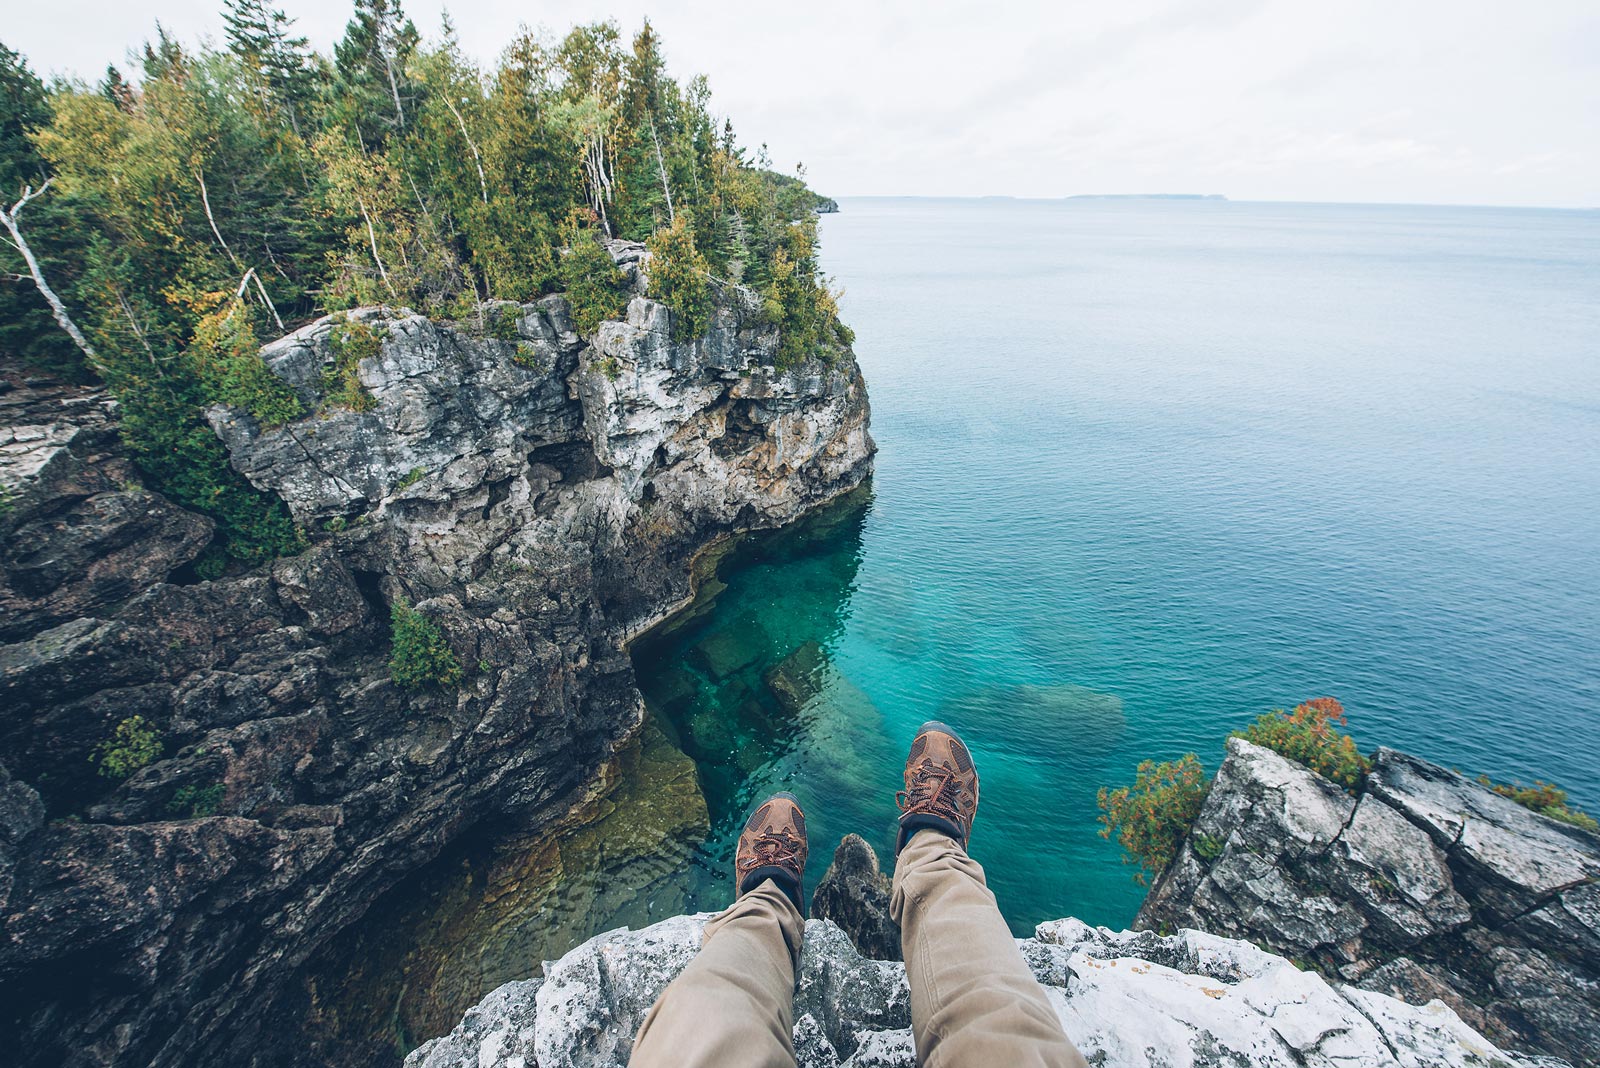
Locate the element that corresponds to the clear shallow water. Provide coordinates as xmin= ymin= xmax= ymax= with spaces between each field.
xmin=636 ymin=198 xmax=1600 ymax=932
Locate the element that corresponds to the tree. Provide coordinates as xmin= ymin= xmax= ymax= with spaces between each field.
xmin=332 ymin=0 xmax=419 ymax=146
xmin=0 ymin=43 xmax=93 ymax=379
xmin=223 ymin=0 xmax=319 ymax=139
xmin=0 ymin=181 xmax=101 ymax=371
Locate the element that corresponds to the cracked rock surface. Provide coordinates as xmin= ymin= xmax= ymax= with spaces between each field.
xmin=1137 ymin=738 xmax=1600 ymax=1066
xmin=408 ymin=911 xmax=1530 ymax=1068
xmin=0 ymin=290 xmax=873 ymax=1068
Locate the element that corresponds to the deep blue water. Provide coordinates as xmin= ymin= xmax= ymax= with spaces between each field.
xmin=634 ymin=198 xmax=1600 ymax=932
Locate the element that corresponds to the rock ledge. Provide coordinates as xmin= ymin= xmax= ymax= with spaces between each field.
xmin=408 ymin=912 xmax=1531 ymax=1068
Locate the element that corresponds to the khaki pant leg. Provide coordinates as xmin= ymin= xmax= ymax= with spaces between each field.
xmin=629 ymin=880 xmax=804 ymax=1068
xmin=890 ymin=829 xmax=1088 ymax=1068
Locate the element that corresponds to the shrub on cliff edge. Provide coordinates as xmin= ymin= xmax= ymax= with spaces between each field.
xmin=646 ymin=217 xmax=712 ymax=343
xmin=559 ymin=211 xmax=629 ymax=337
xmin=1478 ymin=777 xmax=1598 ymax=832
xmin=390 ymin=600 xmax=464 ymax=690
xmin=1234 ymin=697 xmax=1369 ymax=791
xmin=1097 ymin=754 xmax=1210 ymax=885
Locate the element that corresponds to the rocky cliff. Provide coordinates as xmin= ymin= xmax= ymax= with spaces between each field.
xmin=1137 ymin=738 xmax=1600 ymax=1067
xmin=406 ymin=909 xmax=1531 ymax=1068
xmin=0 ymin=281 xmax=873 ymax=1068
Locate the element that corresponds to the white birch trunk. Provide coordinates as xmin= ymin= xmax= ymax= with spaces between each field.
xmin=1 ymin=181 xmax=102 ymax=370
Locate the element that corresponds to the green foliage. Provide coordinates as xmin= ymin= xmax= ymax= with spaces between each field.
xmin=1097 ymin=754 xmax=1210 ymax=885
xmin=1234 ymin=697 xmax=1370 ymax=791
xmin=512 ymin=341 xmax=545 ymax=371
xmin=1193 ymin=832 xmax=1224 ymax=860
xmin=117 ymin=386 xmax=305 ymax=564
xmin=188 ymin=291 xmax=303 ymax=426
xmin=92 ymin=715 xmax=163 ymax=779
xmin=389 ymin=599 xmax=463 ymax=690
xmin=323 ymin=314 xmax=380 ymax=411
xmin=0 ymin=44 xmax=92 ymax=380
xmin=396 ymin=466 xmax=426 ymax=489
xmin=558 ymin=211 xmax=628 ymax=337
xmin=1478 ymin=777 xmax=1598 ymax=832
xmin=194 ymin=546 xmax=228 ymax=579
xmin=168 ymin=782 xmax=226 ymax=818
xmin=646 ymin=216 xmax=712 ymax=342
xmin=486 ymin=306 xmax=520 ymax=341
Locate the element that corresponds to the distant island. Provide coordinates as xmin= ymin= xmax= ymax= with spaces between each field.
xmin=1067 ymin=193 xmax=1228 ymax=201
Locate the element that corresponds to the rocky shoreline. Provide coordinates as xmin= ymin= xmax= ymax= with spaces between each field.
xmin=0 ymin=281 xmax=874 ymax=1068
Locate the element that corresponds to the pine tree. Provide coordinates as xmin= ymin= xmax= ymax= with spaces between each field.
xmin=223 ymin=0 xmax=317 ymax=138
xmin=332 ymin=0 xmax=419 ymax=146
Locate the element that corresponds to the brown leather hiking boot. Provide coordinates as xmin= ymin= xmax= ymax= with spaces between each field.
xmin=896 ymin=720 xmax=980 ymax=853
xmin=734 ymin=792 xmax=809 ymax=913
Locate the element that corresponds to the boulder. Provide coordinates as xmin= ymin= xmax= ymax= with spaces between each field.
xmin=810 ymin=834 xmax=900 ymax=960
xmin=1138 ymin=739 xmax=1600 ymax=1066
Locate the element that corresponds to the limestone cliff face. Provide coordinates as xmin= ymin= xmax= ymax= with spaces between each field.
xmin=1136 ymin=739 xmax=1600 ymax=1068
xmin=0 ymin=291 xmax=873 ymax=1068
xmin=407 ymin=911 xmax=1528 ymax=1068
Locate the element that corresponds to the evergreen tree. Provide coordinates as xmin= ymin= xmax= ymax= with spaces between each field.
xmin=331 ymin=0 xmax=419 ymax=146
xmin=223 ymin=0 xmax=318 ymax=139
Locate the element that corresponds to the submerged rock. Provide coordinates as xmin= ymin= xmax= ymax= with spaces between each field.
xmin=408 ymin=910 xmax=1526 ymax=1068
xmin=1138 ymin=738 xmax=1600 ymax=1066
xmin=810 ymin=834 xmax=901 ymax=960
xmin=940 ymin=683 xmax=1126 ymax=756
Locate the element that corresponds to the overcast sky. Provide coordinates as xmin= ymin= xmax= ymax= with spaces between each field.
xmin=7 ymin=0 xmax=1597 ymax=207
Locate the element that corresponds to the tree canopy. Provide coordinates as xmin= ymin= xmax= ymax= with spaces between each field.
xmin=0 ymin=4 xmax=848 ymax=565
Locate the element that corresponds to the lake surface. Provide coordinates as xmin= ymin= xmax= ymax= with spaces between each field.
xmin=636 ymin=197 xmax=1600 ymax=931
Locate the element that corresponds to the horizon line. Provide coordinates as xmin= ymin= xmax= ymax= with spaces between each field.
xmin=822 ymin=194 xmax=1597 ymax=212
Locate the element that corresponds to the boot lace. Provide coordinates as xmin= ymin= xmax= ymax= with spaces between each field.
xmin=740 ymin=828 xmax=804 ymax=874
xmin=896 ymin=762 xmax=968 ymax=825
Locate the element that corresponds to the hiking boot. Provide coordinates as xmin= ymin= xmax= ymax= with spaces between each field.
xmin=896 ymin=720 xmax=980 ymax=853
xmin=734 ymin=792 xmax=809 ymax=914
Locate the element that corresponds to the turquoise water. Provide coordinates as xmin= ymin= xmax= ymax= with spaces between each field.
xmin=634 ymin=198 xmax=1600 ymax=932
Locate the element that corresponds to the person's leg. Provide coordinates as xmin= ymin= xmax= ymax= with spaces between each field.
xmin=630 ymin=793 xmax=811 ymax=1068
xmin=630 ymin=879 xmax=804 ymax=1068
xmin=890 ymin=722 xmax=1087 ymax=1068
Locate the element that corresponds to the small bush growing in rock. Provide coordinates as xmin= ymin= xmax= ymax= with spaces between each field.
xmin=1478 ymin=777 xmax=1598 ymax=832
xmin=1098 ymin=754 xmax=1210 ymax=885
xmin=389 ymin=600 xmax=464 ymax=690
xmin=187 ymin=291 xmax=303 ymax=427
xmin=1234 ymin=697 xmax=1370 ymax=791
xmin=323 ymin=315 xmax=380 ymax=412
xmin=93 ymin=715 xmax=163 ymax=779
xmin=168 ymin=783 xmax=226 ymax=818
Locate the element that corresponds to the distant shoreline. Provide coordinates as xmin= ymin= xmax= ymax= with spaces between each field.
xmin=1065 ymin=193 xmax=1227 ymax=201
